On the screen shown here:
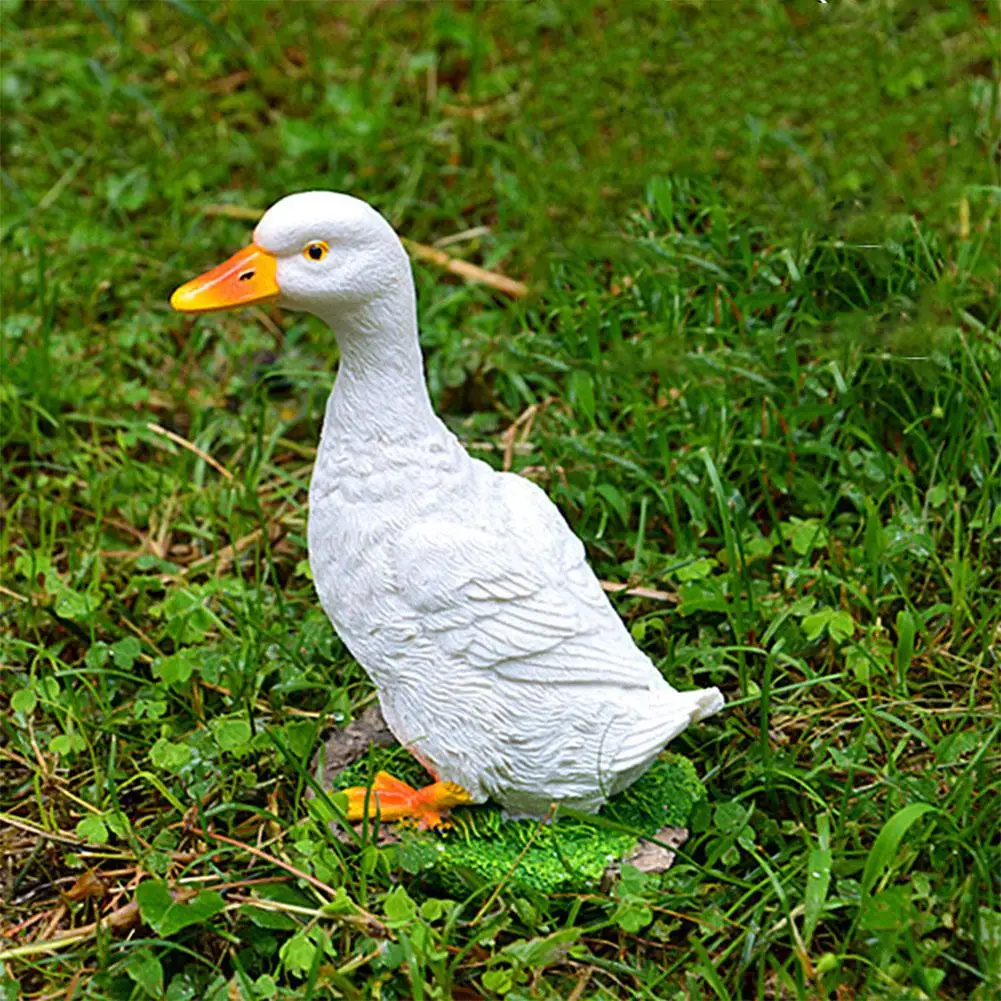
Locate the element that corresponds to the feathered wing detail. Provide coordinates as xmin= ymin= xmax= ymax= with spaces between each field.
xmin=393 ymin=472 xmax=664 ymax=692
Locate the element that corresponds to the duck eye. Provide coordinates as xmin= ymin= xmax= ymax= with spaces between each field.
xmin=304 ymin=241 xmax=329 ymax=262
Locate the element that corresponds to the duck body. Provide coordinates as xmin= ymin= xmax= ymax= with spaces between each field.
xmin=309 ymin=417 xmax=723 ymax=817
xmin=173 ymin=191 xmax=724 ymax=820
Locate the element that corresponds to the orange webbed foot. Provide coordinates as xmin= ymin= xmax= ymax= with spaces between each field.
xmin=342 ymin=771 xmax=472 ymax=830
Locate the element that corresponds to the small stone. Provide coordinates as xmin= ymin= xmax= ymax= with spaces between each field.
xmin=601 ymin=826 xmax=688 ymax=890
xmin=627 ymin=826 xmax=688 ymax=873
xmin=309 ymin=704 xmax=395 ymax=791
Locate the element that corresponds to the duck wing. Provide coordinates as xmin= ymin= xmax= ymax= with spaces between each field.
xmin=393 ymin=471 xmax=661 ymax=690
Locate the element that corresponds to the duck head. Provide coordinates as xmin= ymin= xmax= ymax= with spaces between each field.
xmin=171 ymin=191 xmax=410 ymax=318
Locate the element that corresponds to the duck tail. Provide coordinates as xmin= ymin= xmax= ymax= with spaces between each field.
xmin=684 ymin=686 xmax=726 ymax=723
xmin=610 ymin=686 xmax=725 ymax=778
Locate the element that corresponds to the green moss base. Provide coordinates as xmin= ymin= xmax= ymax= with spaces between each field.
xmin=333 ymin=752 xmax=706 ymax=895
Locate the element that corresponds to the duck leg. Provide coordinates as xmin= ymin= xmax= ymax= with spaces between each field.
xmin=342 ymin=771 xmax=473 ymax=830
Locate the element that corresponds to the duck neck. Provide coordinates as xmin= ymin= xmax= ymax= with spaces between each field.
xmin=316 ymin=280 xmax=439 ymax=454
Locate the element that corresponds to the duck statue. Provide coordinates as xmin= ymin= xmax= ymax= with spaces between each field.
xmin=171 ymin=192 xmax=724 ymax=826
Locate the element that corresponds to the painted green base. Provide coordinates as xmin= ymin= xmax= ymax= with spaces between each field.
xmin=333 ymin=752 xmax=706 ymax=895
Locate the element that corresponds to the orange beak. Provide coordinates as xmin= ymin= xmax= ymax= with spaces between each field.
xmin=170 ymin=244 xmax=279 ymax=314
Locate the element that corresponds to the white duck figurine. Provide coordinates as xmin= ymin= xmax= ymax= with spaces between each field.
xmin=172 ymin=192 xmax=724 ymax=826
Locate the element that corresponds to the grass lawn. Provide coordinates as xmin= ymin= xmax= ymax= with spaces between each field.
xmin=2 ymin=1 xmax=999 ymax=998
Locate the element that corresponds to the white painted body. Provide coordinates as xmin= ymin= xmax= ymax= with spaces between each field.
xmin=254 ymin=192 xmax=724 ymax=818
